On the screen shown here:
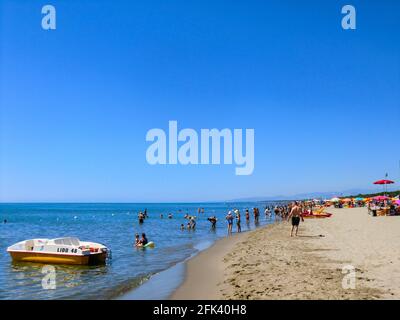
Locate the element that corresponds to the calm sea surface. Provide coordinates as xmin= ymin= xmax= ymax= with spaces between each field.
xmin=0 ymin=202 xmax=282 ymax=300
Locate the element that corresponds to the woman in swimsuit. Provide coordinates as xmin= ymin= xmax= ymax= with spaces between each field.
xmin=245 ymin=209 xmax=250 ymax=223
xmin=140 ymin=233 xmax=148 ymax=246
xmin=235 ymin=209 xmax=241 ymax=233
xmin=226 ymin=211 xmax=234 ymax=234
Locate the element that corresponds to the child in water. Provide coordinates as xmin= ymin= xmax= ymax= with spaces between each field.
xmin=134 ymin=233 xmax=141 ymax=246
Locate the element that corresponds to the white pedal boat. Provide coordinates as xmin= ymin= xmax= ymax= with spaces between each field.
xmin=7 ymin=237 xmax=109 ymax=265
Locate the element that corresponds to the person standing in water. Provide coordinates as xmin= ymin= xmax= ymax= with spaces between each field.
xmin=245 ymin=209 xmax=250 ymax=223
xmin=138 ymin=212 xmax=145 ymax=224
xmin=264 ymin=206 xmax=270 ymax=218
xmin=134 ymin=233 xmax=141 ymax=246
xmin=226 ymin=211 xmax=234 ymax=234
xmin=139 ymin=233 xmax=148 ymax=246
xmin=235 ymin=209 xmax=241 ymax=233
xmin=287 ymin=201 xmax=304 ymax=237
xmin=207 ymin=216 xmax=217 ymax=229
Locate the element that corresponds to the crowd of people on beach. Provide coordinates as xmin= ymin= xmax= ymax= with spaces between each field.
xmin=134 ymin=203 xmax=301 ymax=243
xmin=133 ymin=195 xmax=400 ymax=247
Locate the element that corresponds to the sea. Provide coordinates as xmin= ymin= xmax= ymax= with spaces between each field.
xmin=0 ymin=202 xmax=285 ymax=300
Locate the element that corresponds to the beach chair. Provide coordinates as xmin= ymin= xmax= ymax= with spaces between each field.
xmin=313 ymin=207 xmax=325 ymax=215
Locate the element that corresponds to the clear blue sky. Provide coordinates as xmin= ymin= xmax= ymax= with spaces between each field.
xmin=1 ymin=0 xmax=399 ymax=202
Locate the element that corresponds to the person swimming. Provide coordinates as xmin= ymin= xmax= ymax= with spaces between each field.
xmin=180 ymin=224 xmax=185 ymax=230
xmin=168 ymin=213 xmax=173 ymax=219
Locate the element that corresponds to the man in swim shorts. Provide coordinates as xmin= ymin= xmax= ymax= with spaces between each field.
xmin=287 ymin=201 xmax=304 ymax=237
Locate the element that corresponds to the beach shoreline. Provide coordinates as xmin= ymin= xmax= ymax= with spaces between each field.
xmin=170 ymin=207 xmax=400 ymax=300
xmin=119 ymin=219 xmax=280 ymax=300
xmin=169 ymin=223 xmax=268 ymax=299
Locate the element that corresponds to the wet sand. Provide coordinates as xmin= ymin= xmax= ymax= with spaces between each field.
xmin=171 ymin=207 xmax=400 ymax=299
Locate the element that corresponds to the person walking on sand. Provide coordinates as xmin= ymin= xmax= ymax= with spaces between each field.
xmin=226 ymin=211 xmax=234 ymax=234
xmin=287 ymin=201 xmax=304 ymax=237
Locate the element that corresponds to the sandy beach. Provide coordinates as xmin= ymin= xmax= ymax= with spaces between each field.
xmin=171 ymin=207 xmax=400 ymax=300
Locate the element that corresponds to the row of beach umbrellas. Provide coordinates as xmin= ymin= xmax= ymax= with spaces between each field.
xmin=326 ymin=179 xmax=397 ymax=204
xmin=326 ymin=195 xmax=399 ymax=204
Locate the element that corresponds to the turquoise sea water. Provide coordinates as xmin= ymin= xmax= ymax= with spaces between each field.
xmin=0 ymin=202 xmax=281 ymax=300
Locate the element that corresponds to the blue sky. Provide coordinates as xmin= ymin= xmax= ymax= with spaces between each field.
xmin=0 ymin=0 xmax=399 ymax=202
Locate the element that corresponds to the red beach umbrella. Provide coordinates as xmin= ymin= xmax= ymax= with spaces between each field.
xmin=373 ymin=195 xmax=389 ymax=201
xmin=373 ymin=180 xmax=395 ymax=185
xmin=373 ymin=179 xmax=395 ymax=195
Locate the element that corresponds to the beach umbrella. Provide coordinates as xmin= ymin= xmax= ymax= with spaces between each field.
xmin=373 ymin=179 xmax=395 ymax=195
xmin=342 ymin=198 xmax=352 ymax=202
xmin=330 ymin=197 xmax=340 ymax=202
xmin=355 ymin=197 xmax=364 ymax=201
xmin=374 ymin=179 xmax=395 ymax=185
xmin=373 ymin=195 xmax=389 ymax=201
xmin=395 ymin=200 xmax=400 ymax=206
